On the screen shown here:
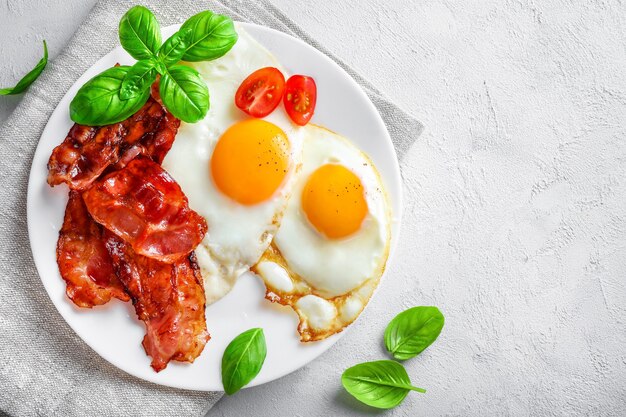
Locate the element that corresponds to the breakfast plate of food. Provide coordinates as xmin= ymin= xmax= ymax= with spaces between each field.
xmin=27 ymin=7 xmax=402 ymax=391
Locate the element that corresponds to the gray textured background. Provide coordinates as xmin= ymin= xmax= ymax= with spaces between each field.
xmin=2 ymin=0 xmax=626 ymax=416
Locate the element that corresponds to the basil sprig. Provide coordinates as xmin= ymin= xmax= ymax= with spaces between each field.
xmin=342 ymin=360 xmax=426 ymax=409
xmin=69 ymin=7 xmax=238 ymax=126
xmin=221 ymin=328 xmax=267 ymax=395
xmin=0 ymin=40 xmax=48 ymax=96
xmin=384 ymin=306 xmax=445 ymax=360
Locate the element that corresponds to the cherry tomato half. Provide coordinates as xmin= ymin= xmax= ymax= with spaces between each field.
xmin=283 ymin=75 xmax=317 ymax=126
xmin=235 ymin=67 xmax=285 ymax=118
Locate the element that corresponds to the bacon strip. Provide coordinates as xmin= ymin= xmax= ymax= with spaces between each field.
xmin=82 ymin=157 xmax=207 ymax=264
xmin=104 ymin=232 xmax=209 ymax=372
xmin=111 ymin=109 xmax=179 ymax=171
xmin=47 ymin=122 xmax=125 ymax=190
xmin=47 ymin=97 xmax=179 ymax=190
xmin=56 ymin=191 xmax=130 ymax=307
xmin=143 ymin=110 xmax=179 ymax=164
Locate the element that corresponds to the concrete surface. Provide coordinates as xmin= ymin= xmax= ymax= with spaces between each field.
xmin=2 ymin=0 xmax=626 ymax=416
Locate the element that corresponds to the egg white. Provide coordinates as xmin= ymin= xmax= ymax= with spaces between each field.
xmin=252 ymin=125 xmax=391 ymax=341
xmin=162 ymin=25 xmax=303 ymax=304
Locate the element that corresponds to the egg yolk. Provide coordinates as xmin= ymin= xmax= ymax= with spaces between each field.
xmin=211 ymin=119 xmax=290 ymax=205
xmin=301 ymin=164 xmax=368 ymax=239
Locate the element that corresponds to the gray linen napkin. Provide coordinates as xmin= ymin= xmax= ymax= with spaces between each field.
xmin=0 ymin=0 xmax=423 ymax=416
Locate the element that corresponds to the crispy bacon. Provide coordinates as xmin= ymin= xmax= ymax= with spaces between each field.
xmin=117 ymin=96 xmax=178 ymax=166
xmin=144 ymin=110 xmax=179 ymax=164
xmin=47 ymin=96 xmax=179 ymax=190
xmin=82 ymin=157 xmax=208 ymax=264
xmin=104 ymin=232 xmax=209 ymax=372
xmin=47 ymin=122 xmax=125 ymax=190
xmin=112 ymin=109 xmax=179 ymax=170
xmin=56 ymin=191 xmax=130 ymax=307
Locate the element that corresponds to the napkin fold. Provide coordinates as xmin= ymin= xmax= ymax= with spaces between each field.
xmin=0 ymin=0 xmax=423 ymax=416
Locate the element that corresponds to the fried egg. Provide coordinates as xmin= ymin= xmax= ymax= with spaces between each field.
xmin=163 ymin=25 xmax=303 ymax=304
xmin=251 ymin=125 xmax=391 ymax=341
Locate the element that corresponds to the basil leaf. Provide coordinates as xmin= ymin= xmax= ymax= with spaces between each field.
xmin=0 ymin=40 xmax=48 ymax=95
xmin=120 ymin=60 xmax=157 ymax=100
xmin=158 ymin=28 xmax=193 ymax=66
xmin=159 ymin=64 xmax=209 ymax=123
xmin=221 ymin=328 xmax=267 ymax=395
xmin=341 ymin=360 xmax=426 ymax=409
xmin=179 ymin=11 xmax=238 ymax=62
xmin=69 ymin=66 xmax=150 ymax=126
xmin=119 ymin=5 xmax=161 ymax=60
xmin=384 ymin=306 xmax=445 ymax=360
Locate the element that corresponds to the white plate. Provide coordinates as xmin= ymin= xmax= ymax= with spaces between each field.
xmin=27 ymin=22 xmax=402 ymax=391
